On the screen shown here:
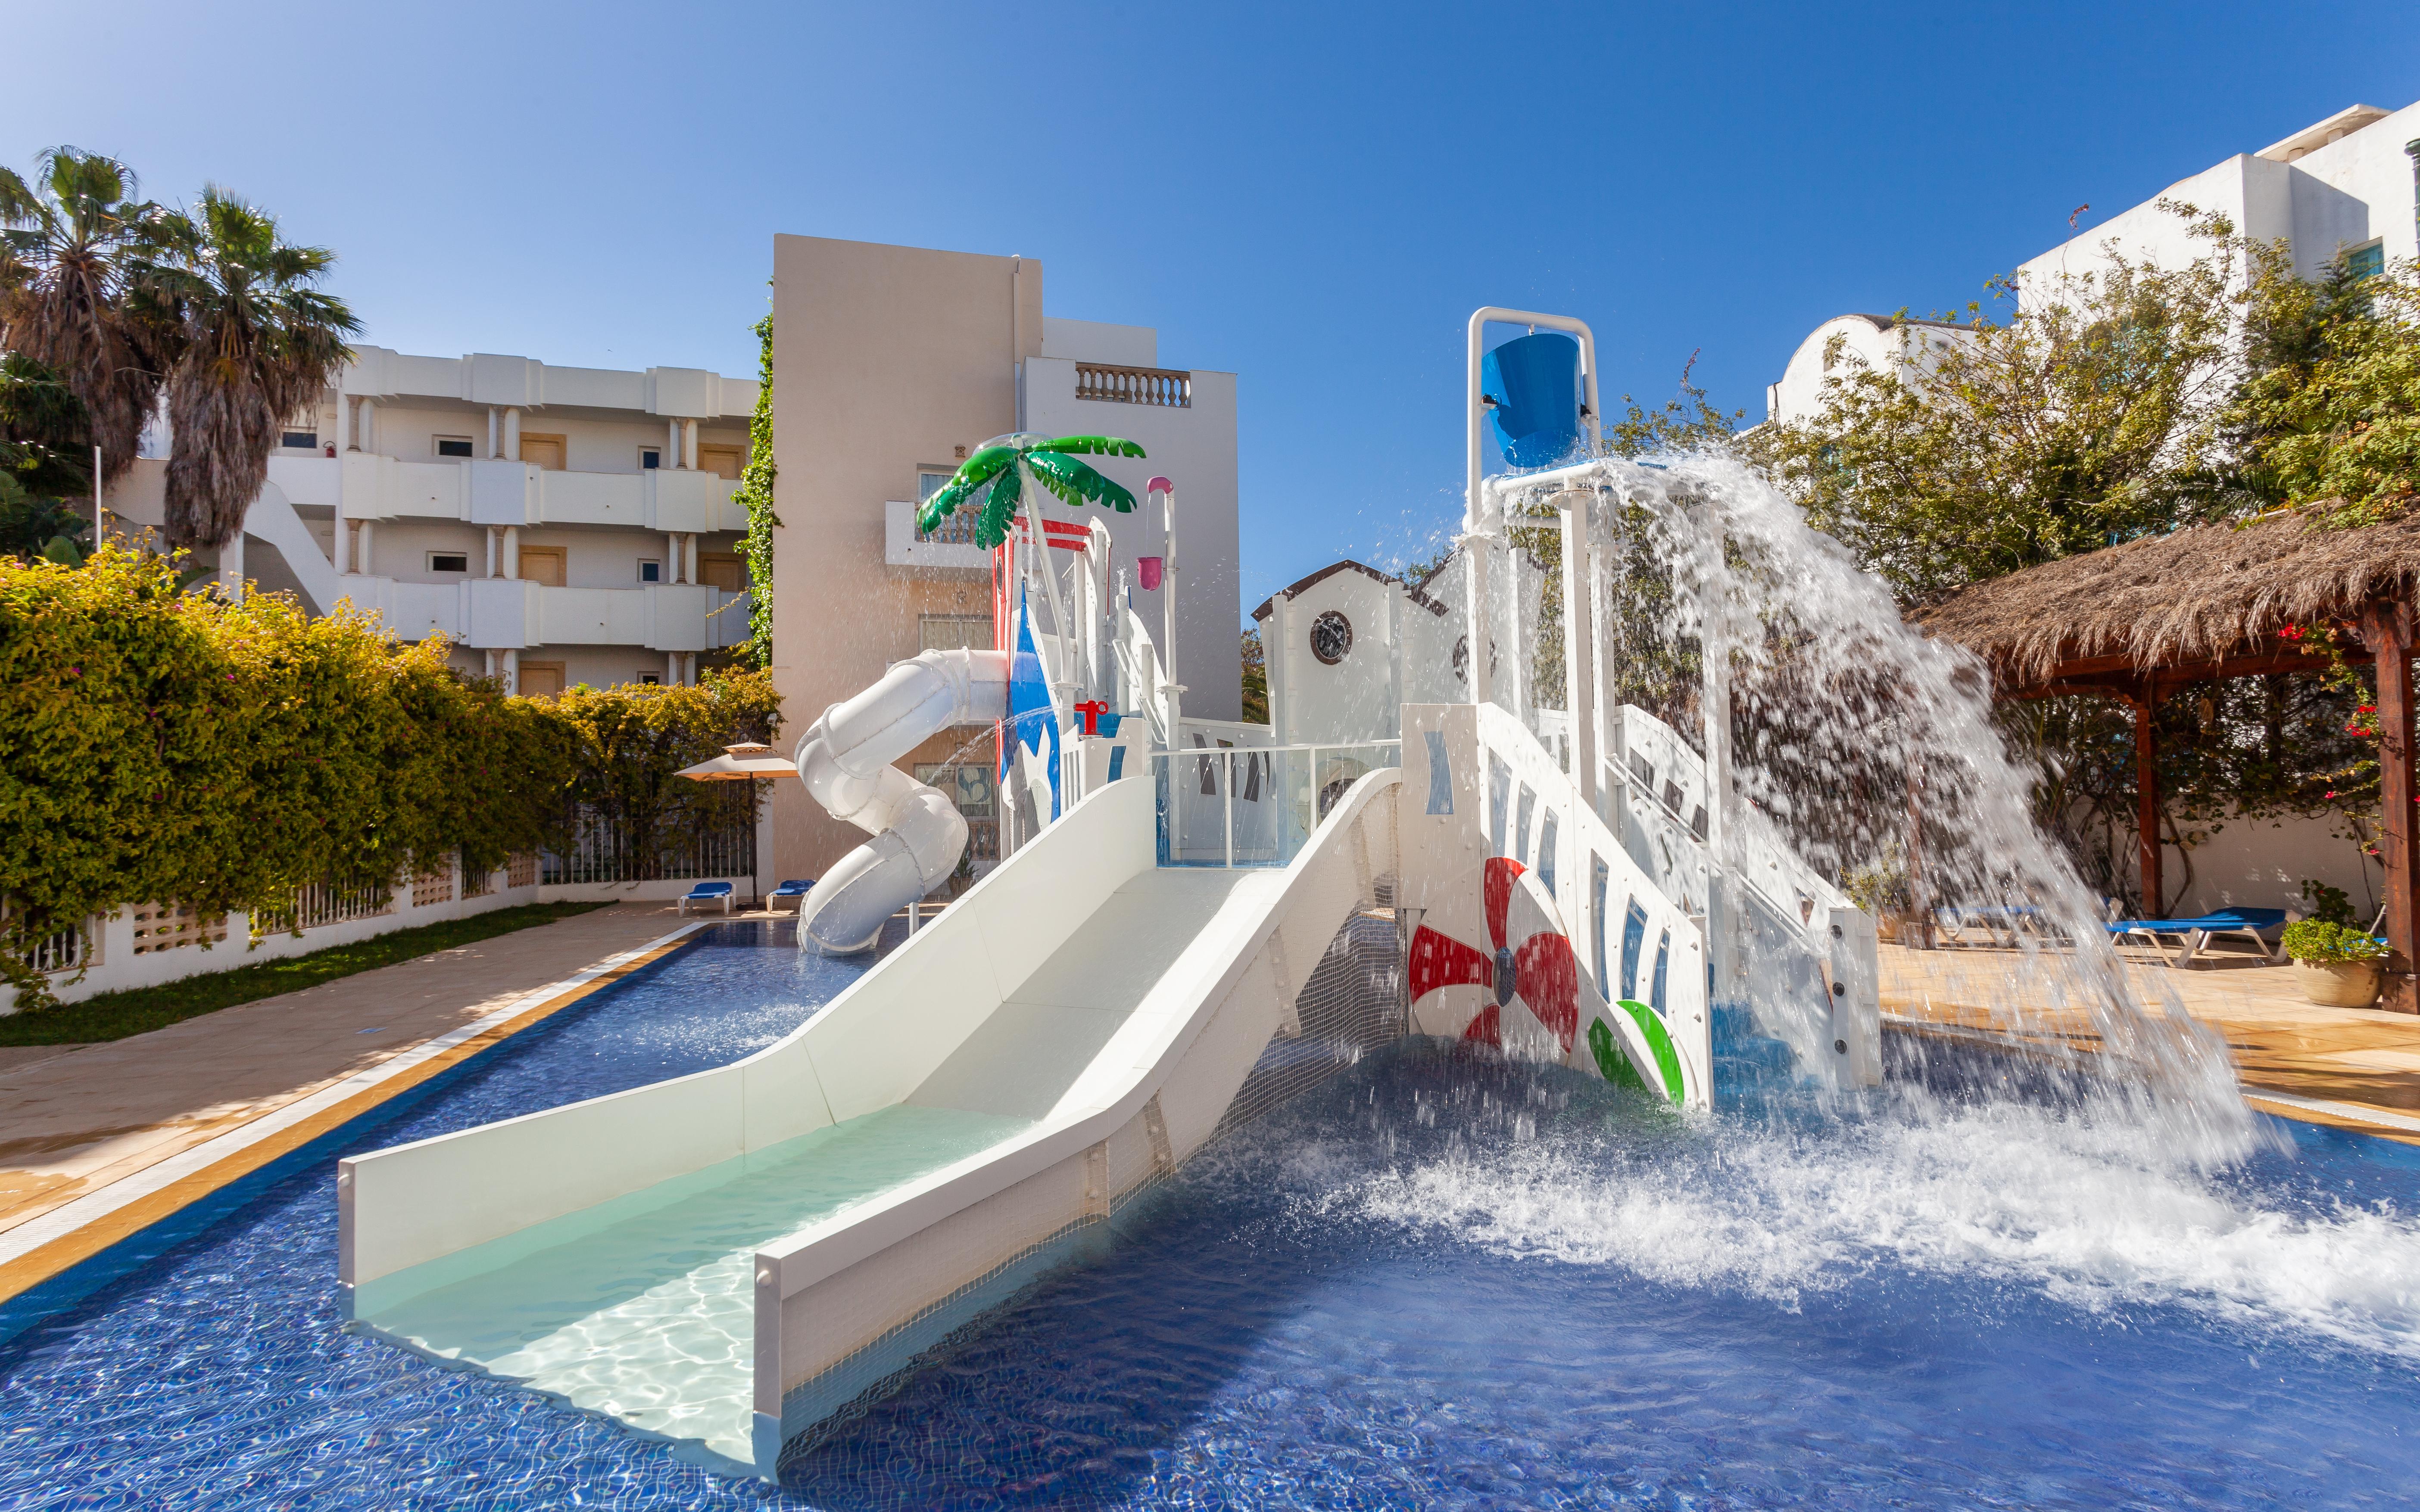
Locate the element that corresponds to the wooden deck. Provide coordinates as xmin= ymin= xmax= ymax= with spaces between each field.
xmin=1879 ymin=941 xmax=2420 ymax=1143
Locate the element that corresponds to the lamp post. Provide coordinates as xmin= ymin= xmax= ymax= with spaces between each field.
xmin=1148 ymin=476 xmax=1182 ymax=734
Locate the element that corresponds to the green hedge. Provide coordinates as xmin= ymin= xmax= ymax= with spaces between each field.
xmin=0 ymin=547 xmax=781 ymax=1006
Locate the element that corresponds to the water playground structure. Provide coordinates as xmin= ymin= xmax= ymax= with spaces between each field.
xmin=328 ymin=309 xmax=2161 ymax=1481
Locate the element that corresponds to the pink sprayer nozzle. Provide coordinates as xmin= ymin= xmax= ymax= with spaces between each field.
xmin=1146 ymin=476 xmax=1174 ymax=496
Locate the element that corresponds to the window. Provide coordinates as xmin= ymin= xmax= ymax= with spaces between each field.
xmin=281 ymin=430 xmax=318 ymax=450
xmin=915 ymin=762 xmax=996 ymax=818
xmin=427 ymin=552 xmax=469 ymax=573
xmin=2348 ymin=240 xmax=2386 ymax=281
xmin=917 ymin=470 xmax=957 ymax=502
xmin=640 ymin=446 xmax=663 ymax=470
xmin=435 ymin=436 xmax=475 ymax=458
xmin=920 ymin=613 xmax=992 ymax=653
xmin=639 ymin=673 xmax=662 ymax=685
xmin=1310 ymin=610 xmax=1353 ymax=665
xmin=638 ymin=559 xmax=662 ymax=583
xmin=516 ymin=547 xmax=565 ymax=587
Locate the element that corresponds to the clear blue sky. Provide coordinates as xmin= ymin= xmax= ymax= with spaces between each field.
xmin=8 ymin=2 xmax=2416 ymax=618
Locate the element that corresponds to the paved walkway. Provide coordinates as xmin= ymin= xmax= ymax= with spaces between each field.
xmin=1879 ymin=941 xmax=2420 ymax=1139
xmin=0 ymin=903 xmax=699 ymax=1248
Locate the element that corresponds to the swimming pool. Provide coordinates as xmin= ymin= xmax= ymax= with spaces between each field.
xmin=4 ymin=924 xmax=2417 ymax=1509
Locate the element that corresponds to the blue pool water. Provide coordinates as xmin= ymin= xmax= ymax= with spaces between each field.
xmin=6 ymin=926 xmax=2420 ymax=1509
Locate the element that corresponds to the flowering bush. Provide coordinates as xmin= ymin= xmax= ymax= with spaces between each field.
xmin=0 ymin=548 xmax=780 ymax=1006
xmin=2281 ymin=918 xmax=2389 ymax=964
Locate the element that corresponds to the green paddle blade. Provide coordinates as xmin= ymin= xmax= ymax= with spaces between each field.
xmin=917 ymin=476 xmax=973 ymax=533
xmin=1040 ymin=435 xmax=1146 ymax=459
xmin=974 ymin=466 xmax=1023 ymax=549
xmin=1024 ymin=451 xmax=1137 ymax=513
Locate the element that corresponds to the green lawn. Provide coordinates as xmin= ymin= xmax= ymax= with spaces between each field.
xmin=0 ymin=902 xmax=614 ymax=1047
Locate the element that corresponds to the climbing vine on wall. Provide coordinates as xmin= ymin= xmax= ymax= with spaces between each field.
xmin=734 ymin=307 xmax=779 ymax=668
xmin=0 ymin=548 xmax=783 ymax=1008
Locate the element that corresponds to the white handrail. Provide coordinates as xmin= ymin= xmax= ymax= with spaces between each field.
xmin=1148 ymin=741 xmax=1403 ymax=869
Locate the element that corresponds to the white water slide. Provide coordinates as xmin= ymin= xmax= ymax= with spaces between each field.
xmin=339 ymin=765 xmax=1410 ymax=1477
xmin=792 ymin=647 xmax=1009 ymax=954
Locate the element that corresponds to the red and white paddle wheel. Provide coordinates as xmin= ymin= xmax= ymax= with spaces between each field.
xmin=1407 ymin=856 xmax=1697 ymax=1105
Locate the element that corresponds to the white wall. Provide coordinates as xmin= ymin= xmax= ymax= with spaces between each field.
xmin=0 ymin=869 xmax=761 ymax=1014
xmin=1767 ymin=315 xmax=1974 ymax=426
xmin=1021 ymin=358 xmax=1242 ymax=720
xmin=1040 ymin=318 xmax=1156 ymax=367
xmin=2019 ymin=101 xmax=2420 ymax=295
xmin=2106 ymin=806 xmax=2387 ymax=922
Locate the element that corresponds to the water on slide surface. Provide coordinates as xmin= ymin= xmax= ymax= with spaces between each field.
xmin=3 ymin=922 xmax=2418 ymax=1508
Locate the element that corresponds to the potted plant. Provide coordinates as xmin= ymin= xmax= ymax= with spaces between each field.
xmin=2280 ymin=919 xmax=2389 ymax=1008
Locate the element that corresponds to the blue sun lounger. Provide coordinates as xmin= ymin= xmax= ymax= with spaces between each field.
xmin=679 ymin=881 xmax=736 ymax=917
xmin=2105 ymin=906 xmax=2287 ymax=967
xmin=768 ymin=878 xmax=814 ymax=912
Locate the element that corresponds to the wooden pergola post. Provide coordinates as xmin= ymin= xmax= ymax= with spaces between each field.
xmin=2133 ymin=678 xmax=2164 ymax=918
xmin=2364 ymin=597 xmax=2417 ymax=1014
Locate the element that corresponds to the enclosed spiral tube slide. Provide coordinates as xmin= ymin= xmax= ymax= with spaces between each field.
xmin=795 ymin=648 xmax=1011 ymax=953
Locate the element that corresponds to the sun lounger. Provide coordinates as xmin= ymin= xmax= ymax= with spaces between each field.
xmin=679 ymin=881 xmax=736 ymax=917
xmin=1932 ymin=905 xmax=2048 ymax=947
xmin=768 ymin=878 xmax=814 ymax=912
xmin=2105 ymin=906 xmax=2286 ymax=967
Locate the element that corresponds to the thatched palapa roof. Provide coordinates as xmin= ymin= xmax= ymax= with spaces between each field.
xmin=1912 ymin=504 xmax=2420 ymax=688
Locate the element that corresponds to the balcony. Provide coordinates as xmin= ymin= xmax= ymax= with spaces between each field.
xmin=1074 ymin=362 xmax=1191 ymax=408
xmin=533 ymin=583 xmax=751 ymax=652
xmin=884 ymin=499 xmax=991 ymax=570
xmin=331 ymin=576 xmax=748 ymax=652
xmin=320 ymin=452 xmax=744 ymax=530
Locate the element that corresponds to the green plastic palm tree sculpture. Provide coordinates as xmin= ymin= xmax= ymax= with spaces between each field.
xmin=917 ymin=432 xmax=1145 ymax=549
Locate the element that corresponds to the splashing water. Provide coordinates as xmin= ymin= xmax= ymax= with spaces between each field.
xmin=1553 ymin=453 xmax=2251 ymax=1149
xmin=1278 ymin=1050 xmax=2420 ymax=1354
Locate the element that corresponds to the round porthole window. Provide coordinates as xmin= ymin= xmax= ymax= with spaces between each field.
xmin=1310 ymin=610 xmax=1353 ymax=665
xmin=1451 ymin=634 xmax=1499 ymax=684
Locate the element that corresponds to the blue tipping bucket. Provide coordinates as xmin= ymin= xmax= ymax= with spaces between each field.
xmin=1481 ymin=331 xmax=1583 ymax=468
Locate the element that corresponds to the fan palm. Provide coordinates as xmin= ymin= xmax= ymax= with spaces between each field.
xmin=139 ymin=187 xmax=358 ymax=553
xmin=0 ymin=148 xmax=172 ymax=486
xmin=917 ymin=432 xmax=1146 ymax=549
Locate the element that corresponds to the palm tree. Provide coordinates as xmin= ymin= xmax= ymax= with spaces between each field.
xmin=139 ymin=187 xmax=357 ymax=555
xmin=0 ymin=148 xmax=172 ymax=488
xmin=918 ymin=432 xmax=1146 ymax=548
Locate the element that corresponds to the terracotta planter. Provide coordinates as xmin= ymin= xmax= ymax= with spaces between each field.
xmin=2294 ymin=959 xmax=2383 ymax=1009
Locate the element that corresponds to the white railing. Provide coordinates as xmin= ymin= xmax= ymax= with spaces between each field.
xmin=1474 ymin=704 xmax=1711 ymax=1080
xmin=1607 ymin=703 xmax=1854 ymax=933
xmin=16 ymin=916 xmax=95 ymax=975
xmin=256 ymin=878 xmax=394 ymax=936
xmin=1153 ymin=740 xmax=1401 ymax=868
xmin=1075 ymin=362 xmax=1191 ymax=407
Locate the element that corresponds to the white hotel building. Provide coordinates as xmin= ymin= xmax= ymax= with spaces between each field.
xmin=1767 ymin=100 xmax=2420 ymax=428
xmin=107 ymin=347 xmax=761 ymax=694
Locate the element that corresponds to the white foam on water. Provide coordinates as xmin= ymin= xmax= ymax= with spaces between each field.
xmin=1320 ymin=1091 xmax=2420 ymax=1360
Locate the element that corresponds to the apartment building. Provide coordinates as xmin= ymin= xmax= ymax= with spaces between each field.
xmin=2021 ymin=100 xmax=2420 ymax=292
xmin=767 ymin=234 xmax=1243 ymax=883
xmin=107 ymin=347 xmax=760 ymax=693
xmin=1764 ymin=102 xmax=2420 ymax=429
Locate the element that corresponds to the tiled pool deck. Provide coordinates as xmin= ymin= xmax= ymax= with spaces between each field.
xmin=0 ymin=902 xmax=718 ymax=1303
xmin=1880 ymin=941 xmax=2420 ymax=1142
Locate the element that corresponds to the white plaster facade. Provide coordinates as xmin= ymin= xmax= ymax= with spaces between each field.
xmin=105 ymin=348 xmax=761 ymax=694
xmin=2021 ymin=102 xmax=2420 ymax=293
xmin=1252 ymin=548 xmax=1545 ymax=747
xmin=1764 ymin=313 xmax=1972 ymax=426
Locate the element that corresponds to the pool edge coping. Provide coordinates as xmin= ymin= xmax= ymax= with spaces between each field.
xmin=0 ymin=919 xmax=711 ymax=1305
